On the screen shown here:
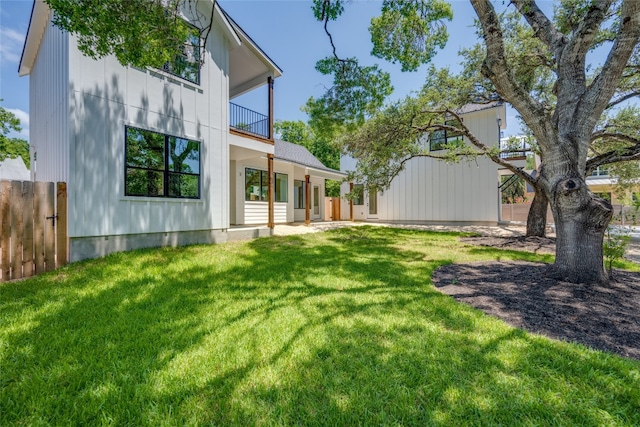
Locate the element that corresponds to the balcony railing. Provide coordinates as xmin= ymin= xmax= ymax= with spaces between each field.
xmin=230 ymin=102 xmax=270 ymax=140
xmin=589 ymin=166 xmax=610 ymax=178
xmin=499 ymin=141 xmax=530 ymax=159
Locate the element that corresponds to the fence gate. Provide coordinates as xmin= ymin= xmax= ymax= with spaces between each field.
xmin=0 ymin=181 xmax=67 ymax=281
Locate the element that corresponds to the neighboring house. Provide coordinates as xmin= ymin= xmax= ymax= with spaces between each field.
xmin=0 ymin=157 xmax=30 ymax=181
xmin=19 ymin=0 xmax=340 ymax=262
xmin=585 ymin=166 xmax=637 ymax=205
xmin=500 ymin=136 xmax=639 ymax=206
xmin=341 ymin=102 xmax=507 ymax=224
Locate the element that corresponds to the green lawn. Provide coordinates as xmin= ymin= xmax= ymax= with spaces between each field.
xmin=1 ymin=227 xmax=639 ymax=426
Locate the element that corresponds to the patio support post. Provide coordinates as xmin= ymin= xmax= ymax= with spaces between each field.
xmin=268 ymin=153 xmax=274 ymax=228
xmin=349 ymin=182 xmax=354 ymax=222
xmin=305 ymin=174 xmax=311 ymax=225
xmin=268 ymin=76 xmax=274 ymax=141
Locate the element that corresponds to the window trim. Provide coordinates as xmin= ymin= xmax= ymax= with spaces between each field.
xmin=275 ymin=172 xmax=288 ymax=203
xmin=124 ymin=126 xmax=201 ymax=199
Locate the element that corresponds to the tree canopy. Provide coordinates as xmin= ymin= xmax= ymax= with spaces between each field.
xmin=0 ymin=104 xmax=29 ymax=169
xmin=309 ymin=0 xmax=639 ymax=283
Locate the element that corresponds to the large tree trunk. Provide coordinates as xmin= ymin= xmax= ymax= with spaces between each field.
xmin=526 ymin=187 xmax=548 ymax=237
xmin=546 ymin=176 xmax=613 ymax=284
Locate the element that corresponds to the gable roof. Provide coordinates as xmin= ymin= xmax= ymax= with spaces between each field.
xmin=18 ymin=0 xmax=280 ymax=85
xmin=456 ymin=100 xmax=504 ymax=115
xmin=274 ymin=139 xmax=346 ymax=179
xmin=0 ymin=157 xmax=31 ymax=181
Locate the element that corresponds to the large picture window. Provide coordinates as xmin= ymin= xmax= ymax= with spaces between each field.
xmin=245 ymin=169 xmax=288 ymax=202
xmin=163 ymin=24 xmax=201 ymax=84
xmin=125 ymin=126 xmax=200 ymax=198
xmin=430 ymin=120 xmax=464 ymax=151
xmin=294 ymin=180 xmax=306 ymax=209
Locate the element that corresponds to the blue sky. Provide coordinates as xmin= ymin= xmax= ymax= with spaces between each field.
xmin=1 ymin=0 xmax=524 ymax=142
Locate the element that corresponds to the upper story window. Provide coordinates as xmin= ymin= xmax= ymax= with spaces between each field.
xmin=163 ymin=24 xmax=201 ymax=84
xmin=589 ymin=166 xmax=610 ymax=177
xmin=125 ymin=126 xmax=200 ymax=198
xmin=429 ymin=119 xmax=464 ymax=151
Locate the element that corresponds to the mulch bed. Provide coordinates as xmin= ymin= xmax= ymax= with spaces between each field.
xmin=432 ymin=237 xmax=640 ymax=360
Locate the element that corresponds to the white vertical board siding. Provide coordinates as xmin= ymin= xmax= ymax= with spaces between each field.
xmin=29 ymin=16 xmax=69 ymax=183
xmin=244 ymin=202 xmax=287 ymax=224
xmin=237 ymin=159 xmax=292 ymax=225
xmin=372 ymin=106 xmax=502 ymax=223
xmin=66 ymin=17 xmax=230 ymax=238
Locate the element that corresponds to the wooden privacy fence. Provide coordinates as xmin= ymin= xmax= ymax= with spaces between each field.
xmin=501 ymin=202 xmax=637 ymax=225
xmin=0 ymin=181 xmax=68 ymax=281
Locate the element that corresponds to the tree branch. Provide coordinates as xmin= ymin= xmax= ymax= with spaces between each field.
xmin=583 ymin=0 xmax=640 ymax=125
xmin=469 ymin=0 xmax=548 ymax=148
xmin=510 ymin=0 xmax=564 ymax=52
xmin=417 ymin=107 xmax=537 ymax=185
xmin=606 ymin=90 xmax=640 ymax=109
xmin=585 ymin=139 xmax=640 ymax=174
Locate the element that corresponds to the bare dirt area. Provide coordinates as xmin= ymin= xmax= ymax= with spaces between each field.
xmin=460 ymin=235 xmax=557 ymax=255
xmin=433 ymin=258 xmax=640 ymax=360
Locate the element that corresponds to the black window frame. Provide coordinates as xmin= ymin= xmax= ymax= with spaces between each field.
xmin=294 ymin=180 xmax=306 ymax=209
xmin=429 ymin=119 xmax=464 ymax=151
xmin=124 ymin=126 xmax=201 ymax=199
xmin=245 ymin=168 xmax=288 ymax=202
xmin=162 ymin=22 xmax=201 ymax=85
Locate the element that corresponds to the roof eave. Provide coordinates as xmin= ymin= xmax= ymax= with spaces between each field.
xmin=18 ymin=0 xmax=49 ymax=77
xmin=221 ymin=6 xmax=282 ymax=78
xmin=18 ymin=1 xmax=243 ymax=77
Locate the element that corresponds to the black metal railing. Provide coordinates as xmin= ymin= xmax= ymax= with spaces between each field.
xmin=230 ymin=103 xmax=270 ymax=139
xmin=499 ymin=141 xmax=530 ymax=159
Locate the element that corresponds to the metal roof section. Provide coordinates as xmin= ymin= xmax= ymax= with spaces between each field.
xmin=274 ymin=139 xmax=346 ymax=180
xmin=0 ymin=158 xmax=31 ymax=181
xmin=456 ymin=100 xmax=504 ymax=115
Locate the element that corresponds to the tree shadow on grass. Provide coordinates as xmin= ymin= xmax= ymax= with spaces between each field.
xmin=1 ymin=227 xmax=638 ymax=425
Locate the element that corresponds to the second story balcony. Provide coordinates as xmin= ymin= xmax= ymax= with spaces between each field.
xmin=224 ymin=7 xmax=281 ymax=144
xmin=230 ymin=102 xmax=270 ymax=140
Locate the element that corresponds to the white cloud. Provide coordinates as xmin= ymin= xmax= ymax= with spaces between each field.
xmin=6 ymin=108 xmax=29 ymax=139
xmin=0 ymin=27 xmax=26 ymax=64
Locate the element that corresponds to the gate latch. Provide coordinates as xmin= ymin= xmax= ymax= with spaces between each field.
xmin=46 ymin=214 xmax=58 ymax=227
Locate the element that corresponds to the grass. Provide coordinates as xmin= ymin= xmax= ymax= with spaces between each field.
xmin=1 ymin=226 xmax=639 ymax=426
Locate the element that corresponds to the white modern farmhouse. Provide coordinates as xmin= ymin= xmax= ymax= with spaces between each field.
xmin=19 ymin=0 xmax=343 ymax=261
xmin=341 ymin=102 xmax=508 ymax=224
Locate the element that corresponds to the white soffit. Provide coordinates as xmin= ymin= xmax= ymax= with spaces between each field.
xmin=18 ymin=0 xmax=50 ymax=77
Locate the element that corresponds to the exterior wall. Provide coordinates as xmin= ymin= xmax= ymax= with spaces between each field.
xmin=234 ymin=158 xmax=294 ymax=225
xmin=66 ymin=2 xmax=230 ymax=240
xmin=28 ymin=13 xmax=70 ymax=183
xmin=341 ymin=106 xmax=504 ymax=224
xmin=293 ymin=173 xmax=325 ymax=222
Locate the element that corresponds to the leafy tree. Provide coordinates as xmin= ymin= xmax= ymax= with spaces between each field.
xmin=310 ymin=0 xmax=640 ymax=284
xmin=275 ymin=120 xmax=341 ymax=197
xmin=0 ymin=104 xmax=30 ymax=169
xmin=40 ymin=0 xmax=639 ymax=283
xmin=44 ymin=0 xmax=209 ymax=71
